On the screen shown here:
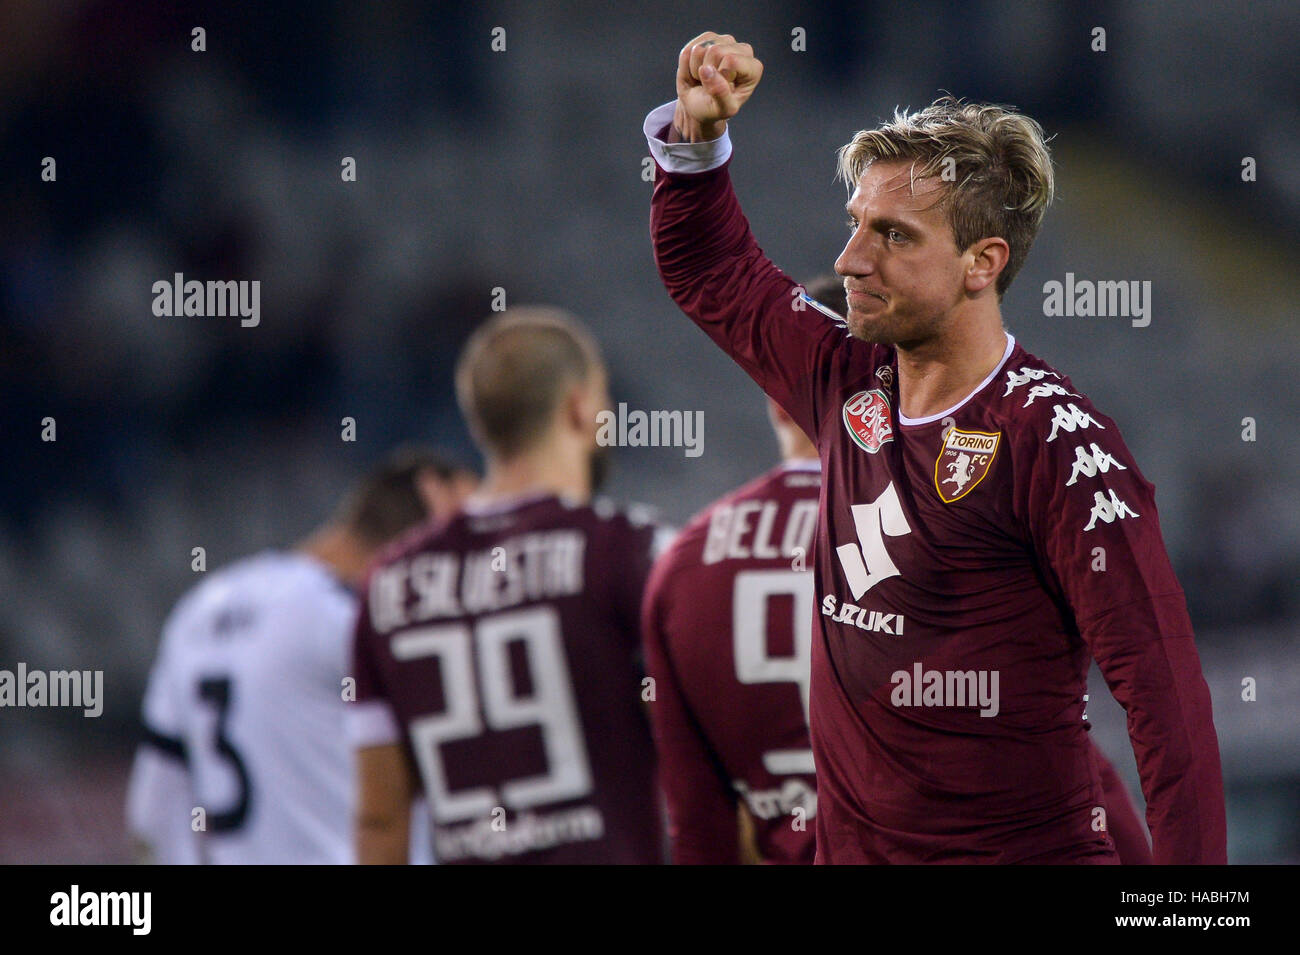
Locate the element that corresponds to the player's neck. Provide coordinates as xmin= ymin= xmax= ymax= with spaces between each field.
xmin=895 ymin=318 xmax=1009 ymax=421
xmin=299 ymin=525 xmax=370 ymax=588
xmin=779 ymin=432 xmax=818 ymax=462
xmin=475 ymin=444 xmax=591 ymax=507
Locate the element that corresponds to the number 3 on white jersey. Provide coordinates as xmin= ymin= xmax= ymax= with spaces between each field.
xmin=392 ymin=606 xmax=593 ymax=825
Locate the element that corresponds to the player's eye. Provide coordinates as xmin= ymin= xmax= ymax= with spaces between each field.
xmin=845 ymin=218 xmax=858 ymax=233
xmin=887 ymin=229 xmax=907 ymax=243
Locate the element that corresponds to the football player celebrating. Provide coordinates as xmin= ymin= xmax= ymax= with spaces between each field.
xmin=643 ymin=33 xmax=1224 ymax=863
xmin=351 ymin=307 xmax=670 ymax=864
xmin=644 ymin=279 xmax=1155 ymax=865
xmin=126 ymin=447 xmax=476 ymax=864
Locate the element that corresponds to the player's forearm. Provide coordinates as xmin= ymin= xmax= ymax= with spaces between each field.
xmin=356 ymin=814 xmax=410 ymax=865
xmin=651 ymin=163 xmax=818 ymax=413
xmin=1102 ymin=632 xmax=1227 ymax=863
xmin=1092 ymin=742 xmax=1152 ymax=865
xmin=651 ymin=159 xmax=765 ymax=307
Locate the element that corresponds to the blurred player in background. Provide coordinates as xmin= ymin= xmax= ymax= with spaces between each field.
xmin=643 ymin=388 xmax=822 ymax=864
xmin=643 ymin=278 xmax=1153 ymax=864
xmin=648 ymin=32 xmax=1224 ymax=864
xmin=126 ymin=447 xmax=476 ymax=864
xmin=351 ymin=307 xmax=670 ymax=864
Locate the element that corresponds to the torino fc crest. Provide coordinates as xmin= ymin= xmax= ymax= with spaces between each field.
xmin=935 ymin=427 xmax=1001 ymax=503
xmin=842 ymin=389 xmax=894 ymax=454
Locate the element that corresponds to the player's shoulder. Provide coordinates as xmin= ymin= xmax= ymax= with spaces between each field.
xmin=192 ymin=548 xmax=349 ymax=607
xmin=168 ymin=549 xmax=282 ymax=616
xmin=587 ymin=496 xmax=677 ymax=559
xmin=589 ymin=495 xmax=660 ymax=532
xmin=986 ymin=341 xmax=1120 ymax=444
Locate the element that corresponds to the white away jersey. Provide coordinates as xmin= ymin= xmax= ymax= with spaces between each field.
xmin=128 ymin=550 xmax=364 ymax=864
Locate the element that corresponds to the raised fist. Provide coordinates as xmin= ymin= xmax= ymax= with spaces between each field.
xmin=673 ymin=32 xmax=763 ymax=143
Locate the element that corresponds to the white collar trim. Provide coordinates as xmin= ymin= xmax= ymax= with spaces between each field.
xmin=462 ymin=491 xmax=559 ymax=516
xmin=780 ymin=459 xmax=822 ymax=472
xmin=897 ymin=333 xmax=1015 ymax=426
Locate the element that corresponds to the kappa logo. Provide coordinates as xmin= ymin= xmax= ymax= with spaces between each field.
xmin=1046 ymin=402 xmax=1105 ymax=443
xmin=842 ymin=388 xmax=894 ymax=454
xmin=1066 ymin=443 xmax=1127 ymax=486
xmin=1019 ymin=381 xmax=1079 ymax=407
xmin=935 ymin=428 xmax=1001 ymax=503
xmin=1084 ymin=488 xmax=1139 ymax=531
xmin=1002 ymin=366 xmax=1061 ymax=396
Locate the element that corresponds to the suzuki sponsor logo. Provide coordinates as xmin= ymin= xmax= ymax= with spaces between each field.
xmin=820 ymin=594 xmax=904 ymax=635
xmin=834 ymin=483 xmax=909 ymax=598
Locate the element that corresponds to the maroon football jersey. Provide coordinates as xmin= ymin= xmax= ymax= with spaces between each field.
xmin=650 ymin=149 xmax=1225 ymax=863
xmin=1095 ymin=746 xmax=1154 ymax=865
xmin=643 ymin=459 xmax=1153 ymax=865
xmin=351 ymin=493 xmax=665 ymax=864
xmin=643 ymin=460 xmax=822 ymax=864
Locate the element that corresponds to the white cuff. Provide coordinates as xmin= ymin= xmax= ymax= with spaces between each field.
xmin=346 ymin=699 xmax=402 ymax=748
xmin=643 ymin=101 xmax=732 ymax=174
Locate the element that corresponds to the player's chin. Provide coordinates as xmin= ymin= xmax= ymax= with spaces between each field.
xmin=846 ymin=309 xmax=895 ymax=345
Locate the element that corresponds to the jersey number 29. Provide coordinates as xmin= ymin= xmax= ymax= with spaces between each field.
xmin=392 ymin=606 xmax=593 ymax=825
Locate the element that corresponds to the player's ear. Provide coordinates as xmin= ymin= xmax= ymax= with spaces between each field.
xmin=572 ymin=370 xmax=609 ymax=437
xmin=565 ymin=377 xmax=598 ymax=437
xmin=964 ymin=237 xmax=1009 ymax=295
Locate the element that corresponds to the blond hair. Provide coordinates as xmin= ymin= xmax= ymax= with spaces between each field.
xmin=455 ymin=306 xmax=603 ymax=458
xmin=837 ymin=95 xmax=1054 ymax=297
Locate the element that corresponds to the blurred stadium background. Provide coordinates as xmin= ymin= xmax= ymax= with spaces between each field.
xmin=1 ymin=0 xmax=1297 ymax=862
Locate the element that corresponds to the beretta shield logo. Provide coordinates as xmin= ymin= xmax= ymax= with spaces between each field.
xmin=842 ymin=389 xmax=894 ymax=454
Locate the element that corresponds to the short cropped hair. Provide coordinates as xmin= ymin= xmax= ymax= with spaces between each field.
xmin=455 ymin=306 xmax=603 ymax=458
xmin=338 ymin=445 xmax=470 ymax=546
xmin=837 ymin=95 xmax=1054 ymax=297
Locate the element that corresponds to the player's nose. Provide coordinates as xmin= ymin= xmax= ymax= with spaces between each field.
xmin=834 ymin=230 xmax=876 ymax=278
